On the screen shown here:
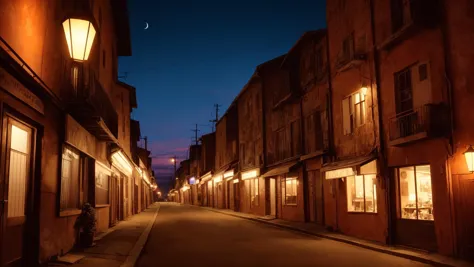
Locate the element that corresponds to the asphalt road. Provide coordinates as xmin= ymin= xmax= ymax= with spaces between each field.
xmin=137 ymin=203 xmax=430 ymax=267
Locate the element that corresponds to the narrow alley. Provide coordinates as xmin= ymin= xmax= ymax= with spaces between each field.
xmin=137 ymin=203 xmax=429 ymax=267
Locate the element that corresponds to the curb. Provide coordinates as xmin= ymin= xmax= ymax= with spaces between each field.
xmin=201 ymin=207 xmax=458 ymax=267
xmin=120 ymin=203 xmax=161 ymax=267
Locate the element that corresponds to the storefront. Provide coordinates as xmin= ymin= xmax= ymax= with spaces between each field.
xmin=223 ymin=170 xmax=239 ymax=211
xmin=0 ymin=60 xmax=53 ymax=265
xmin=303 ymin=157 xmax=324 ymax=225
xmin=391 ymin=164 xmax=436 ymax=251
xmin=322 ymin=156 xmax=387 ymax=243
xmin=212 ymin=173 xmax=224 ymax=209
xmin=261 ymin=161 xmax=303 ymax=222
xmin=111 ymin=150 xmax=133 ymax=220
xmin=94 ymin=161 xmax=113 ymax=233
xmin=240 ymin=168 xmax=264 ymax=216
xmin=199 ymin=171 xmax=212 ymax=207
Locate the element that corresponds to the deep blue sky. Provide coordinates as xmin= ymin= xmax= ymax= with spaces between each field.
xmin=118 ymin=0 xmax=326 ymax=190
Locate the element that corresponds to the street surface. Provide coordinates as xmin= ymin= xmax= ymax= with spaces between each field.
xmin=137 ymin=203 xmax=430 ymax=267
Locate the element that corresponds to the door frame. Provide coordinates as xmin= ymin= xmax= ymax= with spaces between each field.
xmin=0 ymin=109 xmax=41 ymax=267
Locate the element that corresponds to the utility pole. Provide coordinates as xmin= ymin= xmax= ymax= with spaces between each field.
xmin=191 ymin=124 xmax=200 ymax=145
xmin=209 ymin=104 xmax=221 ymax=132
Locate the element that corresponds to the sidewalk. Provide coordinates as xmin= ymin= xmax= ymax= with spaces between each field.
xmin=201 ymin=206 xmax=472 ymax=267
xmin=49 ymin=203 xmax=160 ymax=267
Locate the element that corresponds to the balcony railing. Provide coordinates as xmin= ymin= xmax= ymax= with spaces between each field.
xmin=388 ymin=104 xmax=449 ymax=146
xmin=62 ymin=64 xmax=118 ymax=142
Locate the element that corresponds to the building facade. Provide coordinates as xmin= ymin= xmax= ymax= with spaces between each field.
xmin=0 ymin=0 xmax=155 ymax=265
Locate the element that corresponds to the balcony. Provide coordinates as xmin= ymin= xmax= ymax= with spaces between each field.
xmin=335 ymin=50 xmax=367 ymax=72
xmin=388 ymin=104 xmax=449 ymax=147
xmin=62 ymin=65 xmax=118 ymax=142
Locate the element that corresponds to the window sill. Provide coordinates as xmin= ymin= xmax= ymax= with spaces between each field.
xmin=283 ymin=204 xmax=297 ymax=207
xmin=347 ymin=211 xmax=378 ymax=215
xmin=59 ymin=209 xmax=81 ymax=217
xmin=95 ymin=204 xmax=110 ymax=208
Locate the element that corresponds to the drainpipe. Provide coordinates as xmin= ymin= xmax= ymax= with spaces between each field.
xmin=439 ymin=0 xmax=457 ymax=256
xmin=369 ymin=0 xmax=391 ymax=245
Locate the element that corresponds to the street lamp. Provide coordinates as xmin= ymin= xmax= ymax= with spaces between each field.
xmin=464 ymin=145 xmax=474 ymax=173
xmin=62 ymin=18 xmax=96 ymax=61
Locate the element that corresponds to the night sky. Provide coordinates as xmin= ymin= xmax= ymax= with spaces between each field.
xmin=118 ymin=0 xmax=326 ymax=192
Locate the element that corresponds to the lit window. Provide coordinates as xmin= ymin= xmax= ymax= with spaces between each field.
xmin=398 ymin=165 xmax=433 ymax=221
xmin=346 ymin=174 xmax=377 ymax=213
xmin=342 ymin=90 xmax=366 ymax=135
xmin=283 ymin=177 xmax=297 ymax=205
xmin=250 ymin=178 xmax=259 ymax=206
xmin=60 ymin=146 xmax=81 ymax=210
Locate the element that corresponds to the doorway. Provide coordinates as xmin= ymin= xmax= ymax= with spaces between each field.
xmin=1 ymin=117 xmax=35 ymax=266
xmin=265 ymin=178 xmax=276 ymax=217
xmin=308 ymin=170 xmax=324 ymax=224
xmin=233 ymin=182 xmax=240 ymax=211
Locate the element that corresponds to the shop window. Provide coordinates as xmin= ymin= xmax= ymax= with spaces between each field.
xmin=250 ymin=178 xmax=259 ymax=206
xmin=397 ymin=165 xmax=433 ymax=221
xmin=346 ymin=174 xmax=377 ymax=213
xmin=60 ymin=146 xmax=81 ymax=210
xmin=283 ymin=177 xmax=297 ymax=205
xmin=95 ymin=169 xmax=109 ymax=205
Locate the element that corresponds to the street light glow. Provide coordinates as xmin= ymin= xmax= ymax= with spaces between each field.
xmin=62 ymin=18 xmax=96 ymax=61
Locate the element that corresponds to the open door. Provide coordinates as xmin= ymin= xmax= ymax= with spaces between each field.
xmin=1 ymin=117 xmax=34 ymax=267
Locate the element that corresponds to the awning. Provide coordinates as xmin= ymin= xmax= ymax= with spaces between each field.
xmin=321 ymin=155 xmax=376 ymax=179
xmin=261 ymin=161 xmax=300 ymax=178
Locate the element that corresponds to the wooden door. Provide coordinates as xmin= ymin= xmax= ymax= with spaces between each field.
xmin=453 ymin=175 xmax=474 ymax=260
xmin=309 ymin=171 xmax=324 ymax=224
xmin=1 ymin=118 xmax=34 ymax=267
xmin=233 ymin=182 xmax=240 ymax=212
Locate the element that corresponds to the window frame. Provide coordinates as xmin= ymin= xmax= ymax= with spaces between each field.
xmin=342 ymin=90 xmax=367 ymax=135
xmin=59 ymin=144 xmax=82 ymax=214
xmin=346 ymin=174 xmax=377 ymax=214
xmin=249 ymin=178 xmax=259 ymax=207
xmin=396 ymin=165 xmax=434 ymax=221
xmin=283 ymin=177 xmax=298 ymax=206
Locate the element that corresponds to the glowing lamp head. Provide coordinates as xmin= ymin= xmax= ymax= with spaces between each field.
xmin=464 ymin=145 xmax=474 ymax=172
xmin=62 ymin=18 xmax=96 ymax=61
xmin=170 ymin=158 xmax=175 ymax=163
xmin=361 ymin=86 xmax=368 ymax=95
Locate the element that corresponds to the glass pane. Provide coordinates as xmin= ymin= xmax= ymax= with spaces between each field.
xmin=285 ymin=178 xmax=297 ymax=205
xmin=364 ymin=174 xmax=377 ymax=213
xmin=61 ymin=147 xmax=80 ymax=210
xmin=355 ymin=103 xmax=361 ymax=127
xmin=7 ymin=150 xmax=28 ymax=218
xmin=415 ymin=165 xmax=433 ymax=221
xmin=399 ymin=167 xmax=417 ymax=219
xmin=347 ymin=176 xmax=364 ymax=212
xmin=11 ymin=125 xmax=28 ymax=153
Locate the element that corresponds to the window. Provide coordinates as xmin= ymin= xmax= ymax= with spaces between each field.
xmin=275 ymin=128 xmax=287 ymax=161
xmin=250 ymin=178 xmax=259 ymax=206
xmin=290 ymin=120 xmax=301 ymax=157
xmin=342 ymin=90 xmax=366 ymax=134
xmin=60 ymin=146 xmax=81 ymax=210
xmin=397 ymin=165 xmax=433 ymax=221
xmin=342 ymin=33 xmax=355 ymax=63
xmin=394 ymin=68 xmax=413 ymax=114
xmin=347 ymin=175 xmax=377 ymax=213
xmin=240 ymin=143 xmax=245 ymax=165
xmin=315 ymin=47 xmax=324 ymax=78
xmin=283 ymin=177 xmax=297 ymax=205
xmin=305 ymin=111 xmax=323 ymax=153
xmin=390 ymin=0 xmax=411 ymax=33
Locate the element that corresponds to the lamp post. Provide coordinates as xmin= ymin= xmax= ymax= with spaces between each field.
xmin=170 ymin=156 xmax=177 ymax=188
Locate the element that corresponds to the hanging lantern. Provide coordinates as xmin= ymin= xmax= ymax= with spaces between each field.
xmin=464 ymin=145 xmax=474 ymax=173
xmin=62 ymin=18 xmax=96 ymax=61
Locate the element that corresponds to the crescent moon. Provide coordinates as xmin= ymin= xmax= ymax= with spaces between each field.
xmin=144 ymin=22 xmax=149 ymax=30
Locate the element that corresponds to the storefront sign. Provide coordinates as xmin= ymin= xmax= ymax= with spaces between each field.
xmin=0 ymin=67 xmax=44 ymax=114
xmin=242 ymin=169 xmax=259 ymax=180
xmin=65 ymin=115 xmax=96 ymax=156
xmin=325 ymin=167 xmax=355 ymax=179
